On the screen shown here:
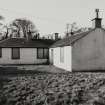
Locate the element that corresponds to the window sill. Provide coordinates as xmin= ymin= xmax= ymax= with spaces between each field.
xmin=12 ymin=58 xmax=20 ymax=60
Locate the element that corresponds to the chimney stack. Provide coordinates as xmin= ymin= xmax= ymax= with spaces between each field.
xmin=92 ymin=9 xmax=102 ymax=28
xmin=55 ymin=33 xmax=59 ymax=40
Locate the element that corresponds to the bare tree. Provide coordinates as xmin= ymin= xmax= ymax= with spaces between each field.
xmin=70 ymin=22 xmax=78 ymax=35
xmin=65 ymin=22 xmax=78 ymax=37
xmin=0 ymin=15 xmax=4 ymax=20
xmin=65 ymin=23 xmax=70 ymax=37
xmin=64 ymin=22 xmax=92 ymax=38
xmin=0 ymin=15 xmax=7 ymax=40
xmin=10 ymin=18 xmax=38 ymax=39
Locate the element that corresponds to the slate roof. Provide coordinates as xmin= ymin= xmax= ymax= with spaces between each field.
xmin=0 ymin=38 xmax=55 ymax=48
xmin=50 ymin=29 xmax=95 ymax=48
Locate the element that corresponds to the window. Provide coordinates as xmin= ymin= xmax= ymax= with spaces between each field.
xmin=37 ymin=48 xmax=48 ymax=59
xmin=0 ymin=48 xmax=2 ymax=58
xmin=37 ymin=48 xmax=43 ymax=59
xmin=43 ymin=49 xmax=49 ymax=58
xmin=12 ymin=48 xmax=20 ymax=59
xmin=60 ymin=47 xmax=64 ymax=63
xmin=50 ymin=49 xmax=54 ymax=64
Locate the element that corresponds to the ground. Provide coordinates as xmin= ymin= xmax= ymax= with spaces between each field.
xmin=0 ymin=66 xmax=105 ymax=105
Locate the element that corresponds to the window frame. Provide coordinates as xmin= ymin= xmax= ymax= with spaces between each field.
xmin=0 ymin=48 xmax=2 ymax=58
xmin=11 ymin=48 xmax=20 ymax=59
xmin=43 ymin=48 xmax=49 ymax=59
xmin=37 ymin=48 xmax=49 ymax=59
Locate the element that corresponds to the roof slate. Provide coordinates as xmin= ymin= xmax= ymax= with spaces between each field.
xmin=50 ymin=29 xmax=95 ymax=48
xmin=0 ymin=38 xmax=55 ymax=48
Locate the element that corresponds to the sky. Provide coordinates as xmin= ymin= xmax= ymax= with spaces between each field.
xmin=0 ymin=0 xmax=105 ymax=36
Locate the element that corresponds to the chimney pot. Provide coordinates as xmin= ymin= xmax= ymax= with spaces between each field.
xmin=55 ymin=33 xmax=59 ymax=40
xmin=92 ymin=9 xmax=102 ymax=28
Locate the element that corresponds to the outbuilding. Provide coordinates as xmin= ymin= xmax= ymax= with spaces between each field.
xmin=50 ymin=9 xmax=105 ymax=71
xmin=49 ymin=34 xmax=72 ymax=71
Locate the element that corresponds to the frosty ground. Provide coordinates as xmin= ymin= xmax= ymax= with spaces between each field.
xmin=0 ymin=66 xmax=105 ymax=105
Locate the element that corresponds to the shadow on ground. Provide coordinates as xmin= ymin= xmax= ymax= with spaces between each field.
xmin=0 ymin=65 xmax=68 ymax=76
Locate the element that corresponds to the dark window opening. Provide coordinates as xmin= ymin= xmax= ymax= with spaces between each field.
xmin=0 ymin=48 xmax=2 ymax=58
xmin=37 ymin=48 xmax=48 ymax=59
xmin=12 ymin=48 xmax=20 ymax=59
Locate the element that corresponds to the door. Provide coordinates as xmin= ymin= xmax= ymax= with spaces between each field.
xmin=50 ymin=49 xmax=54 ymax=64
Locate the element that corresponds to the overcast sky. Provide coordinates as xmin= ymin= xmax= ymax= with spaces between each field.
xmin=0 ymin=0 xmax=105 ymax=36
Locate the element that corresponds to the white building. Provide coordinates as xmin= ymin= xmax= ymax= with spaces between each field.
xmin=50 ymin=9 xmax=105 ymax=72
xmin=0 ymin=38 xmax=53 ymax=64
xmin=49 ymin=36 xmax=72 ymax=71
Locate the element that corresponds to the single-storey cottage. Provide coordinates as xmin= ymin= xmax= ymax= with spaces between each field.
xmin=50 ymin=9 xmax=105 ymax=71
xmin=0 ymin=38 xmax=54 ymax=64
xmin=49 ymin=35 xmax=72 ymax=71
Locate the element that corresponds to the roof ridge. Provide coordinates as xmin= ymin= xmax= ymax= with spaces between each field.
xmin=72 ymin=29 xmax=93 ymax=36
xmin=0 ymin=37 xmax=53 ymax=48
xmin=0 ymin=38 xmax=10 ymax=44
xmin=71 ymin=29 xmax=95 ymax=45
xmin=50 ymin=29 xmax=95 ymax=48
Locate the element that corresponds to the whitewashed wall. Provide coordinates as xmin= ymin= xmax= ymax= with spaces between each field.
xmin=0 ymin=48 xmax=47 ymax=64
xmin=50 ymin=46 xmax=72 ymax=71
xmin=72 ymin=28 xmax=105 ymax=71
xmin=49 ymin=48 xmax=53 ymax=64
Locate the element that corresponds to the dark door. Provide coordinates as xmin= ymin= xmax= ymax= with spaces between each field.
xmin=50 ymin=49 xmax=54 ymax=64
